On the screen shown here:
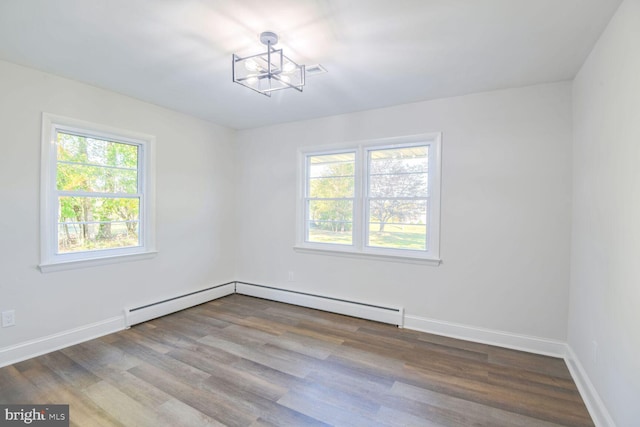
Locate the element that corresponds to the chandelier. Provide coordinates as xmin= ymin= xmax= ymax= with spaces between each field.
xmin=232 ymin=31 xmax=305 ymax=97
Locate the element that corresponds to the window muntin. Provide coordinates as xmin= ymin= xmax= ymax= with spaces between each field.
xmin=305 ymin=152 xmax=355 ymax=245
xmin=298 ymin=134 xmax=441 ymax=262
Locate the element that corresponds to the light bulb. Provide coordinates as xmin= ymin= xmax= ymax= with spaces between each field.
xmin=245 ymin=60 xmax=259 ymax=72
xmin=282 ymin=62 xmax=296 ymax=73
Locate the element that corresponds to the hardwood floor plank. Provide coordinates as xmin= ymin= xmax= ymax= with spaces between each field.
xmin=62 ymin=338 xmax=143 ymax=372
xmin=197 ymin=334 xmax=313 ymax=379
xmin=129 ymin=322 xmax=240 ymax=367
xmin=357 ymin=325 xmax=489 ymax=362
xmin=0 ymin=365 xmax=48 ymax=403
xmin=168 ymin=308 xmax=231 ymax=329
xmin=402 ymin=362 xmax=593 ymax=426
xmin=168 ymin=347 xmax=286 ymax=401
xmin=156 ymin=398 xmax=226 ymax=427
xmin=110 ymin=334 xmax=212 ymax=385
xmin=128 ymin=362 xmax=255 ymax=427
xmin=230 ymin=357 xmax=309 ymax=392
xmin=17 ymin=359 xmax=122 ymax=427
xmin=487 ymin=365 xmax=585 ymax=403
xmin=115 ymin=327 xmax=173 ymax=355
xmin=376 ymin=405 xmax=448 ymax=427
xmin=61 ymin=345 xmax=172 ymax=410
xmin=488 ymin=346 xmax=573 ymax=379
xmin=390 ymin=381 xmax=567 ymax=427
xmin=215 ymin=323 xmax=283 ymax=346
xmin=200 ymin=374 xmax=328 ymax=427
xmin=83 ymin=380 xmax=168 ymax=427
xmin=277 ymin=389 xmax=387 ymax=427
xmin=38 ymin=350 xmax=103 ymax=389
xmin=270 ymin=331 xmax=340 ymax=360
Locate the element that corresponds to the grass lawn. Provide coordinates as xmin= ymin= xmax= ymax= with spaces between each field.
xmin=309 ymin=224 xmax=426 ymax=250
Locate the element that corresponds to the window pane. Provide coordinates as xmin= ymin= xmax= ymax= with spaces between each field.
xmin=57 ymin=163 xmax=138 ymax=193
xmin=309 ymin=176 xmax=354 ymax=198
xmin=309 ymin=153 xmax=355 ymax=177
xmin=57 ymin=132 xmax=138 ymax=168
xmin=58 ymin=221 xmax=139 ymax=253
xmin=307 ymin=199 xmax=353 ymax=245
xmin=57 ymin=196 xmax=140 ymax=253
xmin=369 ymin=172 xmax=428 ymax=197
xmin=368 ymin=199 xmax=427 ymax=250
xmin=368 ymin=223 xmax=427 ymax=250
xmin=308 ymin=153 xmax=355 ymax=198
xmin=369 ymin=146 xmax=428 ymax=197
xmin=369 ymin=146 xmax=428 ymax=173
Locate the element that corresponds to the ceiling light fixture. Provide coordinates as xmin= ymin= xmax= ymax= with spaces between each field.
xmin=232 ymin=31 xmax=305 ymax=97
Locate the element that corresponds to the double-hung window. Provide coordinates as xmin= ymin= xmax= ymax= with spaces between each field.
xmin=298 ymin=134 xmax=441 ymax=263
xmin=40 ymin=114 xmax=156 ymax=272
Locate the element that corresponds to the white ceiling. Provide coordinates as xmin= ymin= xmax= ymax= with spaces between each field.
xmin=0 ymin=0 xmax=622 ymax=130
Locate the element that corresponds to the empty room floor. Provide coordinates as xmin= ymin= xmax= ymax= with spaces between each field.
xmin=0 ymin=294 xmax=593 ymax=426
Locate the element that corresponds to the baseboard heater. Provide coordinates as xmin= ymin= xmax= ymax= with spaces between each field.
xmin=124 ymin=282 xmax=236 ymax=327
xmin=124 ymin=281 xmax=403 ymax=328
xmin=236 ymin=282 xmax=404 ymax=327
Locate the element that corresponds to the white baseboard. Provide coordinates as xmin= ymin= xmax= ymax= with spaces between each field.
xmin=125 ymin=282 xmax=236 ymax=327
xmin=403 ymin=314 xmax=567 ymax=357
xmin=236 ymin=282 xmax=404 ymax=326
xmin=0 ymin=282 xmax=236 ymax=368
xmin=0 ymin=316 xmax=125 ymax=368
xmin=565 ymin=346 xmax=615 ymax=427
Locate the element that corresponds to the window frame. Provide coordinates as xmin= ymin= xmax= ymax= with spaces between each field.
xmin=39 ymin=113 xmax=157 ymax=272
xmin=296 ymin=133 xmax=442 ymax=265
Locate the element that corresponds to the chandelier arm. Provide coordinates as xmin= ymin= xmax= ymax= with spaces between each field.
xmin=232 ymin=31 xmax=306 ymax=96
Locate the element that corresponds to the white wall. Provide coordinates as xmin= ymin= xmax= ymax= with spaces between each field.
xmin=570 ymin=0 xmax=640 ymax=425
xmin=0 ymin=60 xmax=236 ymax=350
xmin=235 ymin=82 xmax=573 ymax=342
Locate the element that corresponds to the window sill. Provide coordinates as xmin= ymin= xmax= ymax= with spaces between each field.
xmin=39 ymin=250 xmax=158 ymax=273
xmin=293 ymin=245 xmax=441 ymax=266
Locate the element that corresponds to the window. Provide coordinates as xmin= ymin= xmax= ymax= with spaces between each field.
xmin=297 ymin=134 xmax=441 ymax=263
xmin=40 ymin=114 xmax=156 ymax=272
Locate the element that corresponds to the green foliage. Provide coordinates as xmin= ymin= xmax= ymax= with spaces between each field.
xmin=56 ymin=132 xmax=140 ymax=253
xmin=308 ymin=159 xmax=354 ymax=235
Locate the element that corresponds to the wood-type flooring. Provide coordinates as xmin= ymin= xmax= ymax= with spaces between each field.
xmin=0 ymin=294 xmax=594 ymax=426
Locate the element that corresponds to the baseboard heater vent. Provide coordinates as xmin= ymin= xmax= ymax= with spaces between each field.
xmin=236 ymin=282 xmax=404 ymax=327
xmin=124 ymin=282 xmax=236 ymax=327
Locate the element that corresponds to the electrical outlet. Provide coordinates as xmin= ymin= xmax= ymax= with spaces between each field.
xmin=2 ymin=310 xmax=15 ymax=327
xmin=288 ymin=271 xmax=295 ymax=282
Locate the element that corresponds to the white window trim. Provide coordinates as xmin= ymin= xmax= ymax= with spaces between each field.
xmin=39 ymin=113 xmax=157 ymax=273
xmin=295 ymin=133 xmax=442 ymax=265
